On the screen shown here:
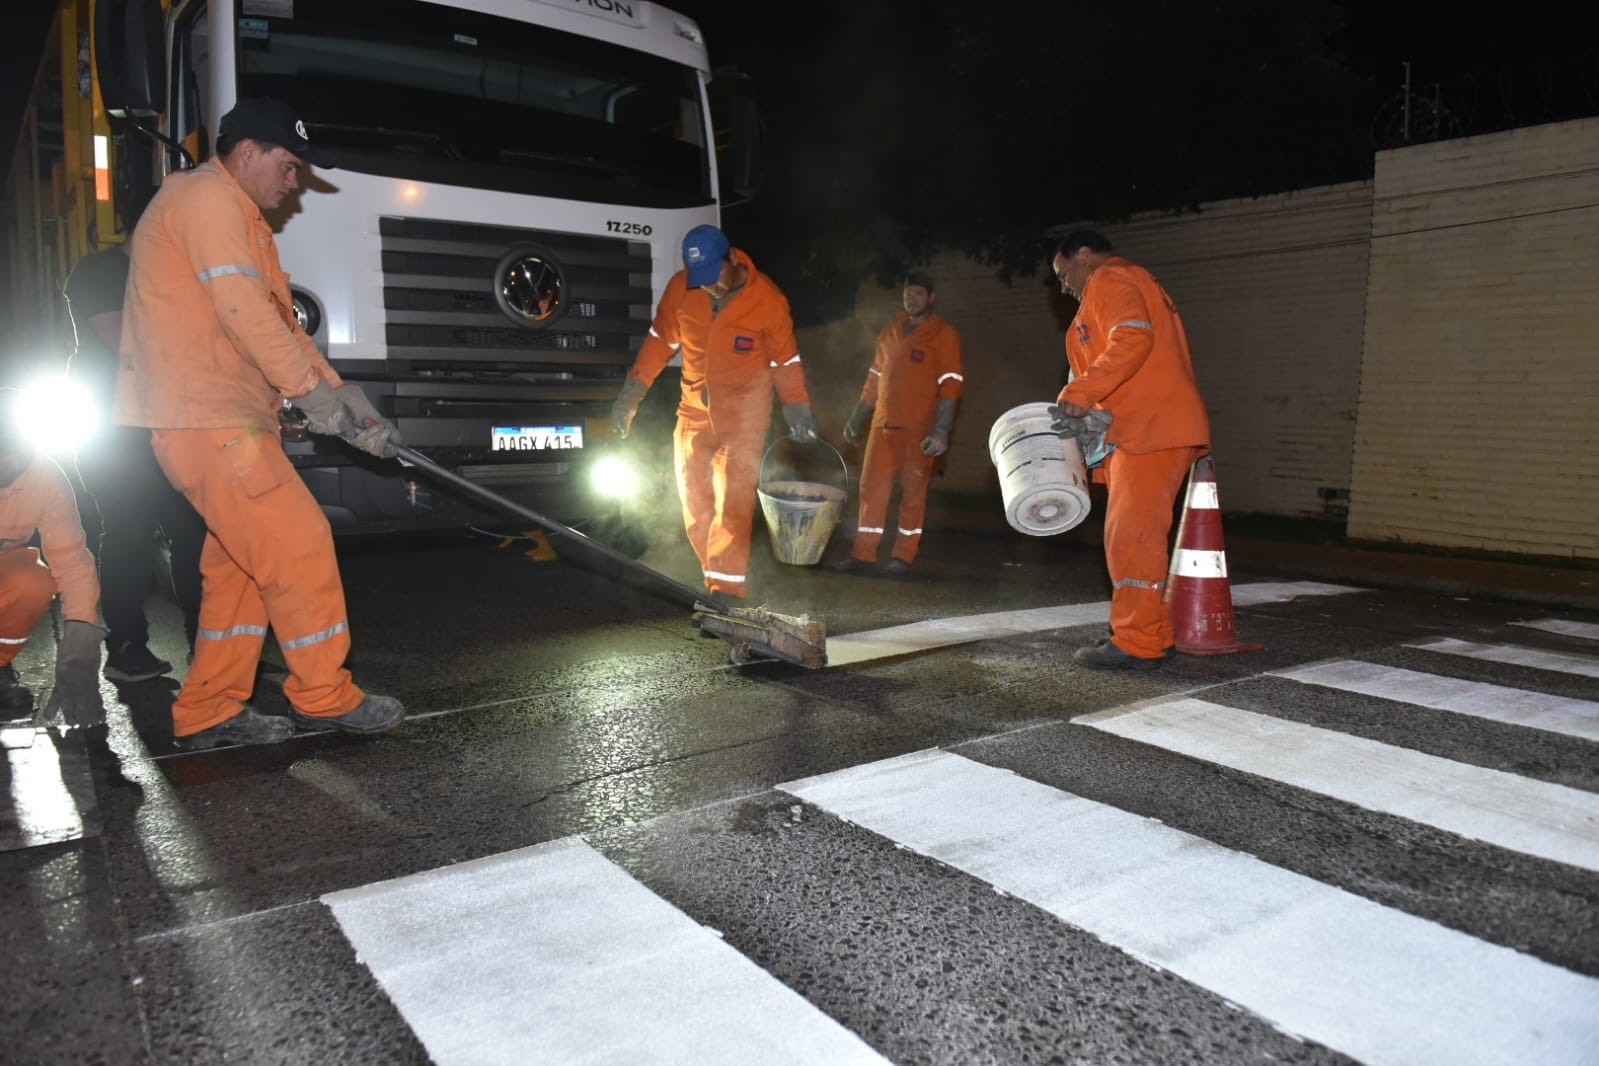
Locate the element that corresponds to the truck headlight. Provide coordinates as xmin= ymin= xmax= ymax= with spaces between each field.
xmin=590 ymin=454 xmax=642 ymax=500
xmin=11 ymin=374 xmax=101 ymax=456
xmin=291 ymin=289 xmax=322 ymax=337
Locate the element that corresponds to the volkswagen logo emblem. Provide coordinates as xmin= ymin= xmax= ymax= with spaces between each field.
xmin=496 ymin=251 xmax=564 ymax=325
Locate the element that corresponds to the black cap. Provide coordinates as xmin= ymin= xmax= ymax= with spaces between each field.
xmin=904 ymin=270 xmax=935 ymax=293
xmin=217 ymin=98 xmax=329 ymax=166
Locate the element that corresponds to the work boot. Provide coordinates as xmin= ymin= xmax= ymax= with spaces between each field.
xmin=1072 ymin=640 xmax=1162 ymax=671
xmin=1096 ymin=633 xmax=1176 ymax=659
xmin=104 ymin=642 xmax=174 ymax=683
xmin=175 ymin=708 xmax=295 ymax=751
xmin=290 ymin=693 xmax=405 ymax=735
xmin=827 ymin=557 xmax=872 ymax=575
xmin=0 ymin=664 xmax=34 ymax=717
xmin=882 ymin=558 xmax=912 ymax=575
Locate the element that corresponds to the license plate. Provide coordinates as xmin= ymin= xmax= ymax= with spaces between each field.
xmin=491 ymin=425 xmax=583 ymax=451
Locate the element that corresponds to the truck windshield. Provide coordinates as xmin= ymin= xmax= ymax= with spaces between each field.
xmin=237 ymin=0 xmax=711 ymax=209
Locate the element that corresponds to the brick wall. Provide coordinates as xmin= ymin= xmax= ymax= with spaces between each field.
xmin=1348 ymin=117 xmax=1599 ymax=559
xmin=798 ymin=117 xmax=1598 ymax=560
xmin=1094 ymin=184 xmax=1372 ymax=517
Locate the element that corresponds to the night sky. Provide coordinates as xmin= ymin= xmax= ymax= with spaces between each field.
xmin=1 ymin=1 xmax=1592 ymax=227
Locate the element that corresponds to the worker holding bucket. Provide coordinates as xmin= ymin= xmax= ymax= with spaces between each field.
xmin=1050 ymin=230 xmax=1210 ymax=670
xmin=830 ymin=272 xmax=964 ymax=576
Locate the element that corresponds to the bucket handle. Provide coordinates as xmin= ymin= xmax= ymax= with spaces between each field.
xmin=759 ymin=433 xmax=849 ymax=494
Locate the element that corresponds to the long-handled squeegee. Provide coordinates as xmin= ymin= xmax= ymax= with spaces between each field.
xmin=391 ymin=446 xmax=827 ymax=668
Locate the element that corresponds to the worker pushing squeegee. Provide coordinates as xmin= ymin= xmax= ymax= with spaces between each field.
xmin=298 ymin=398 xmax=828 ymax=669
xmin=312 ymin=223 xmax=829 ymax=668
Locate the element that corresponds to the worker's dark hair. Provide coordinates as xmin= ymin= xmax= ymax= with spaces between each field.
xmin=1055 ymin=229 xmax=1114 ymax=258
xmin=903 ymin=270 xmax=935 ymax=293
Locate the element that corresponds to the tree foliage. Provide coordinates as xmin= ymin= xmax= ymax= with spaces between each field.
xmin=713 ymin=0 xmax=1370 ymax=319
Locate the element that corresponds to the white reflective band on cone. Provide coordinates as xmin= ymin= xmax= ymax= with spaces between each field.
xmin=1187 ymin=481 xmax=1220 ymax=510
xmin=1173 ymin=548 xmax=1228 ymax=578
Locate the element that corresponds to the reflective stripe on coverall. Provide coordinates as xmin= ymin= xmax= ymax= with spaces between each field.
xmin=851 ymin=310 xmax=964 ymax=565
xmin=1059 ymin=258 xmax=1211 ymax=660
xmin=119 ymin=159 xmax=361 ymax=736
xmin=627 ymin=248 xmax=810 ymax=598
xmin=0 ymin=456 xmax=100 ymax=666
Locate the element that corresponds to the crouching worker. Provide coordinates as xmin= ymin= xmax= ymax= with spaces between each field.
xmin=0 ymin=405 xmax=106 ymax=728
xmin=117 ymin=98 xmax=404 ymax=750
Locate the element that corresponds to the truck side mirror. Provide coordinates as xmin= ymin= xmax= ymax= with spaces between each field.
xmin=94 ymin=0 xmax=164 ymax=118
xmin=709 ymin=69 xmax=763 ymax=206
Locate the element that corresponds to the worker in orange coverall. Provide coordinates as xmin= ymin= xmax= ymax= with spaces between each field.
xmin=0 ymin=395 xmax=106 ymax=727
xmin=1050 ymin=229 xmax=1211 ymax=670
xmin=117 ymin=99 xmax=405 ymax=749
xmin=610 ymin=225 xmax=818 ymax=600
xmin=831 ymin=271 xmax=963 ymax=575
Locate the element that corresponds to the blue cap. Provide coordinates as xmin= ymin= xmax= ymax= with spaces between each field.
xmin=682 ymin=224 xmax=731 ymax=288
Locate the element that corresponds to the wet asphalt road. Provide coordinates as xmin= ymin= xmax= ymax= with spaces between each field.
xmin=5 ymin=521 xmax=1598 ymax=1064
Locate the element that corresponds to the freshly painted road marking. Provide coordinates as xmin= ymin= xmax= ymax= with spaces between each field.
xmin=324 ymin=837 xmax=888 ymax=1066
xmin=828 ymin=581 xmax=1365 ymax=666
xmin=1078 ymin=698 xmax=1599 ymax=871
xmin=1406 ymin=637 xmax=1599 ymax=680
xmin=782 ymin=750 xmax=1599 ymax=1066
xmin=1271 ymin=659 xmax=1599 ymax=743
xmin=1229 ymin=580 xmax=1363 ymax=605
xmin=1511 ymin=618 xmax=1599 ymax=643
xmin=827 ymin=603 xmax=1109 ymax=665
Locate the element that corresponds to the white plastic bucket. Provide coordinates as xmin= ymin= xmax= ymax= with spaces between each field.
xmin=987 ymin=402 xmax=1092 ymax=536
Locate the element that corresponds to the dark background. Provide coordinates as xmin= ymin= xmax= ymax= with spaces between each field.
xmin=2 ymin=1 xmax=1595 ymax=322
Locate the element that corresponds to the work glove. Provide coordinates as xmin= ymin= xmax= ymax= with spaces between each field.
xmin=842 ymin=402 xmax=872 ymax=446
xmin=921 ymin=397 xmax=959 ymax=457
xmin=336 ymin=385 xmax=403 ymax=460
xmin=782 ymin=403 xmax=819 ymax=442
xmin=611 ymin=379 xmax=649 ymax=439
xmin=45 ymin=620 xmax=107 ymax=730
xmin=291 ymin=380 xmax=355 ymax=439
xmin=1048 ymin=403 xmax=1114 ymax=467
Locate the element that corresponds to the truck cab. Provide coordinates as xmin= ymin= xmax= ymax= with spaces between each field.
xmin=97 ymin=0 xmax=759 ymax=535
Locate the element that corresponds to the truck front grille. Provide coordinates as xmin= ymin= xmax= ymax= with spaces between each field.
xmin=379 ymin=216 xmax=651 ymax=374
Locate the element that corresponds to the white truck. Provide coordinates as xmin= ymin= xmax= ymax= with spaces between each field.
xmin=93 ymin=0 xmax=758 ymax=535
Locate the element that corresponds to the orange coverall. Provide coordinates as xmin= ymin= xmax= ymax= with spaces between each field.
xmin=625 ymin=248 xmax=810 ymax=599
xmin=0 ymin=457 xmax=99 ymax=667
xmin=1058 ymin=257 xmax=1210 ymax=660
xmin=850 ymin=310 xmax=964 ymax=565
xmin=116 ymin=160 xmax=363 ymax=737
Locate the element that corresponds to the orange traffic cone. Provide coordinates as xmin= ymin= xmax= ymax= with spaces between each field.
xmin=1164 ymin=456 xmax=1262 ymax=655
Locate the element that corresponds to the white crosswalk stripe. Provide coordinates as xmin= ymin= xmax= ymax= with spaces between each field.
xmin=829 ymin=580 xmax=1363 ymax=665
xmin=1271 ymin=659 xmax=1599 ymax=742
xmin=1511 ymin=618 xmax=1599 ymax=642
xmin=1077 ymin=697 xmax=1599 ymax=871
xmin=1406 ymin=636 xmax=1599 ymax=679
xmin=321 ymin=612 xmax=1599 ymax=1066
xmin=324 ymin=837 xmax=889 ymax=1066
xmin=780 ymin=750 xmax=1599 ymax=1066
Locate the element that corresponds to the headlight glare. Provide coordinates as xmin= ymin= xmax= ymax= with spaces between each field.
xmin=590 ymin=454 xmax=642 ymax=500
xmin=12 ymin=374 xmax=102 ymax=456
